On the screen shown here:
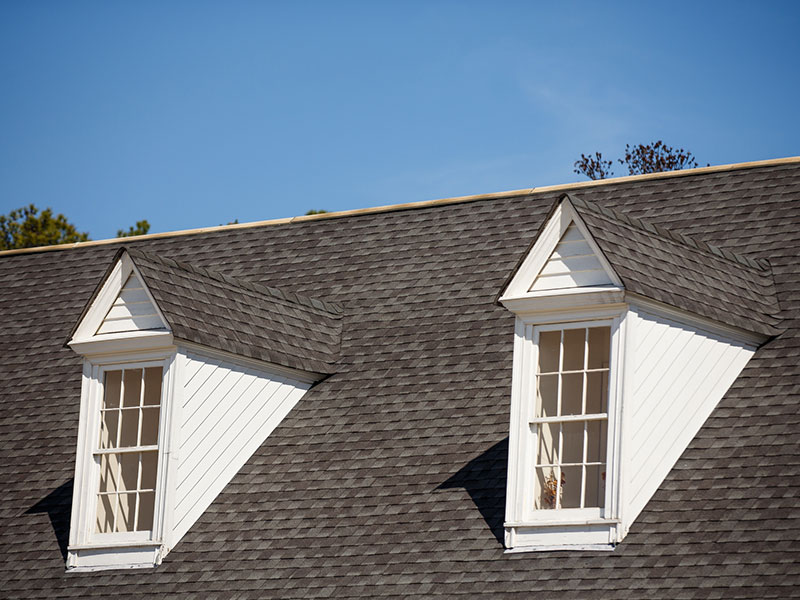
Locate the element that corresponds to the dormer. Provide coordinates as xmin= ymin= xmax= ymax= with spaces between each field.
xmin=499 ymin=194 xmax=781 ymax=552
xmin=65 ymin=248 xmax=342 ymax=571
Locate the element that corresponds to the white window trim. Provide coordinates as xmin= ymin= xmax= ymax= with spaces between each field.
xmin=504 ymin=309 xmax=630 ymax=551
xmin=67 ymin=346 xmax=181 ymax=571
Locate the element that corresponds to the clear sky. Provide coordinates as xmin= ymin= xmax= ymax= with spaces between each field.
xmin=1 ymin=1 xmax=798 ymax=240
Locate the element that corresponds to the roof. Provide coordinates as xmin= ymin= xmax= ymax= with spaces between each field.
xmin=566 ymin=193 xmax=783 ymax=337
xmin=2 ymin=158 xmax=799 ymax=597
xmin=118 ymin=248 xmax=341 ymax=374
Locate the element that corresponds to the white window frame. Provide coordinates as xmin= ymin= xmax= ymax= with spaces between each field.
xmin=504 ymin=308 xmax=628 ymax=550
xmin=523 ymin=319 xmax=615 ymax=522
xmin=67 ymin=348 xmax=179 ymax=567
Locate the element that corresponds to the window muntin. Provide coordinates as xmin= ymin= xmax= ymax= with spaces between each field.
xmin=94 ymin=366 xmax=163 ymax=534
xmin=532 ymin=325 xmax=610 ymax=511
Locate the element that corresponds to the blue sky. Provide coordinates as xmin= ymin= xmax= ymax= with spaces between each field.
xmin=1 ymin=1 xmax=798 ymax=240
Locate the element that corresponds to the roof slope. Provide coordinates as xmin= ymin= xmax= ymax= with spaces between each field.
xmin=567 ymin=193 xmax=783 ymax=336
xmin=1 ymin=160 xmax=799 ymax=598
xmin=125 ymin=248 xmax=342 ymax=374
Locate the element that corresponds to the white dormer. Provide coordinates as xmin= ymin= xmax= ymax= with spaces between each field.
xmin=499 ymin=195 xmax=772 ymax=552
xmin=65 ymin=249 xmax=333 ymax=571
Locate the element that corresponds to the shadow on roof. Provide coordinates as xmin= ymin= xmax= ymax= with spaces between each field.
xmin=438 ymin=437 xmax=508 ymax=547
xmin=26 ymin=478 xmax=73 ymax=562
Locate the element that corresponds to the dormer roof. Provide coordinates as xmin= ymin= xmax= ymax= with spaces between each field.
xmin=503 ymin=193 xmax=782 ymax=339
xmin=566 ymin=194 xmax=782 ymax=337
xmin=70 ymin=247 xmax=342 ymax=375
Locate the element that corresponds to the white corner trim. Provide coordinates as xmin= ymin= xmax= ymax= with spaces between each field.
xmin=72 ymin=257 xmax=128 ymax=341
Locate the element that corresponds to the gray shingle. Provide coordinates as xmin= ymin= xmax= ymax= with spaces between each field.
xmin=566 ymin=193 xmax=782 ymax=337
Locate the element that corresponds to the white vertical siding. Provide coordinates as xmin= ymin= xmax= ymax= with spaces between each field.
xmin=530 ymin=224 xmax=613 ymax=291
xmin=96 ymin=274 xmax=165 ymax=334
xmin=171 ymin=350 xmax=310 ymax=543
xmin=624 ymin=307 xmax=754 ymax=527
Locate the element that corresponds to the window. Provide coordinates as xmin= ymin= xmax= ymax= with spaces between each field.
xmin=66 ymin=352 xmax=176 ymax=571
xmin=531 ymin=324 xmax=610 ymax=515
xmin=503 ymin=313 xmax=623 ymax=551
xmin=94 ymin=365 xmax=163 ymax=537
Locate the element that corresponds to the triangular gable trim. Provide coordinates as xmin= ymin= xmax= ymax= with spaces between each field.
xmin=70 ymin=250 xmax=170 ymax=343
xmin=501 ymin=196 xmax=622 ymax=300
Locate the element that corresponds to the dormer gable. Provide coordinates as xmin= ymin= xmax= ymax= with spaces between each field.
xmin=530 ymin=222 xmax=615 ymax=292
xmin=502 ymin=196 xmax=623 ymax=313
xmin=96 ymin=272 xmax=165 ymax=335
xmin=69 ymin=249 xmax=171 ymax=353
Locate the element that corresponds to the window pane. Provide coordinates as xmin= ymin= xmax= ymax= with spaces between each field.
xmin=586 ymin=420 xmax=607 ymax=463
xmin=143 ymin=367 xmax=163 ymax=406
xmin=140 ymin=407 xmax=160 ymax=446
xmin=98 ymin=409 xmax=119 ymax=449
xmin=116 ymin=493 xmax=136 ymax=532
xmin=561 ymin=421 xmax=584 ymax=464
xmin=123 ymin=369 xmax=142 ymax=408
xmin=536 ymin=422 xmax=559 ymax=466
xmin=588 ymin=327 xmax=610 ymax=369
xmin=562 ymin=328 xmax=585 ymax=371
xmin=534 ymin=467 xmax=561 ymax=510
xmin=560 ymin=465 xmax=582 ymax=508
xmin=119 ymin=408 xmax=140 ymax=447
xmin=103 ymin=370 xmax=122 ymax=409
xmin=584 ymin=465 xmax=605 ymax=508
xmin=561 ymin=373 xmax=583 ymax=415
xmin=586 ymin=371 xmax=608 ymax=414
xmin=536 ymin=374 xmax=558 ymax=418
xmin=538 ymin=331 xmax=560 ymax=373
xmin=140 ymin=451 xmax=159 ymax=490
xmin=95 ymin=493 xmax=115 ymax=533
xmin=137 ymin=492 xmax=156 ymax=531
xmin=119 ymin=452 xmax=140 ymax=492
xmin=98 ymin=453 xmax=120 ymax=493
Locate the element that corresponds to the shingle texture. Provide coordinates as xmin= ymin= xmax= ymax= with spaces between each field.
xmin=122 ymin=248 xmax=342 ymax=374
xmin=1 ymin=161 xmax=799 ymax=598
xmin=567 ymin=194 xmax=783 ymax=336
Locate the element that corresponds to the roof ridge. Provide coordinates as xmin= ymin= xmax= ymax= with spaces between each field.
xmin=1 ymin=156 xmax=798 ymax=257
xmin=125 ymin=247 xmax=343 ymax=316
xmin=565 ymin=194 xmax=771 ymax=272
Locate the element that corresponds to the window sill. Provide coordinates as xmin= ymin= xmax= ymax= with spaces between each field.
xmin=68 ymin=540 xmax=161 ymax=551
xmin=504 ymin=519 xmax=621 ymax=551
xmin=505 ymin=517 xmax=620 ymax=528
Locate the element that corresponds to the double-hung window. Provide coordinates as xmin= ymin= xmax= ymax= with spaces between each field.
xmin=94 ymin=364 xmax=164 ymax=538
xmin=530 ymin=323 xmax=610 ymax=517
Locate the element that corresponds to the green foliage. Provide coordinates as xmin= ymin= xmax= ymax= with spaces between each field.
xmin=116 ymin=220 xmax=151 ymax=238
xmin=305 ymin=209 xmax=329 ymax=215
xmin=574 ymin=141 xmax=705 ymax=180
xmin=0 ymin=204 xmax=89 ymax=250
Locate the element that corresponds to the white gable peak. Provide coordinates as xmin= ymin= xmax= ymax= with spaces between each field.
xmin=501 ymin=197 xmax=622 ymax=302
xmin=530 ymin=223 xmax=614 ymax=291
xmin=96 ymin=272 xmax=166 ymax=334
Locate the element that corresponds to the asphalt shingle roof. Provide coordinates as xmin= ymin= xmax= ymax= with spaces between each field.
xmin=120 ymin=248 xmax=342 ymax=375
xmin=567 ymin=193 xmax=783 ymax=337
xmin=1 ymin=160 xmax=799 ymax=598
